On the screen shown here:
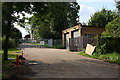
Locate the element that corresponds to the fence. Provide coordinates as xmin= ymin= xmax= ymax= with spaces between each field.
xmin=69 ymin=36 xmax=97 ymax=51
xmin=21 ymin=38 xmax=63 ymax=48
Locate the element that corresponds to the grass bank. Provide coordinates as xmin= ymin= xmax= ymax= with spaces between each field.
xmin=78 ymin=49 xmax=120 ymax=64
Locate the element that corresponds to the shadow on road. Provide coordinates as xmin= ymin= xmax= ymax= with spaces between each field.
xmin=24 ymin=59 xmax=119 ymax=79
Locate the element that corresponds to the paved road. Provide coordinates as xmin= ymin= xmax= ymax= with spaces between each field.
xmin=22 ymin=48 xmax=118 ymax=78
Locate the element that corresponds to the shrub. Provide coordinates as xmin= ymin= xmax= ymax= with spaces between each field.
xmin=2 ymin=37 xmax=18 ymax=49
xmin=52 ymin=44 xmax=63 ymax=49
xmin=96 ymin=37 xmax=120 ymax=54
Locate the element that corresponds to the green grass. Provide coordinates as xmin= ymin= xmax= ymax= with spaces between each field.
xmin=2 ymin=48 xmax=20 ymax=79
xmin=1 ymin=48 xmax=20 ymax=64
xmin=31 ymin=43 xmax=40 ymax=46
xmin=98 ymin=52 xmax=120 ymax=64
xmin=78 ymin=49 xmax=120 ymax=64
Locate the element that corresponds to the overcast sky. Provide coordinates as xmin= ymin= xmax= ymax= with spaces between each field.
xmin=14 ymin=0 xmax=117 ymax=38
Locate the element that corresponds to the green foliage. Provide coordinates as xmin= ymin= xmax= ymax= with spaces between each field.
xmin=2 ymin=2 xmax=32 ymax=60
xmin=28 ymin=2 xmax=80 ymax=39
xmin=2 ymin=37 xmax=18 ymax=49
xmin=52 ymin=45 xmax=63 ymax=49
xmin=11 ymin=27 xmax=22 ymax=44
xmin=78 ymin=50 xmax=120 ymax=64
xmin=116 ymin=1 xmax=120 ymax=11
xmin=98 ymin=52 xmax=120 ymax=64
xmin=96 ymin=43 xmax=107 ymax=55
xmin=96 ymin=37 xmax=120 ymax=54
xmin=31 ymin=43 xmax=40 ymax=46
xmin=102 ymin=17 xmax=120 ymax=37
xmin=2 ymin=48 xmax=20 ymax=79
xmin=1 ymin=48 xmax=20 ymax=64
xmin=79 ymin=49 xmax=97 ymax=59
xmin=79 ymin=49 xmax=85 ymax=54
xmin=88 ymin=8 xmax=117 ymax=27
xmin=2 ymin=2 xmax=31 ymax=36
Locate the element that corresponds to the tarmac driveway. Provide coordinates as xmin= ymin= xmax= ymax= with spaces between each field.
xmin=22 ymin=48 xmax=119 ymax=78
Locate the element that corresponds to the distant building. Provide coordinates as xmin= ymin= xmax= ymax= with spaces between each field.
xmin=62 ymin=23 xmax=105 ymax=49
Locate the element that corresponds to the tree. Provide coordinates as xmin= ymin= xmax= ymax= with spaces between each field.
xmin=2 ymin=2 xmax=80 ymax=60
xmin=88 ymin=8 xmax=117 ymax=27
xmin=116 ymin=1 xmax=120 ymax=11
xmin=101 ymin=1 xmax=120 ymax=37
xmin=28 ymin=2 xmax=80 ymax=39
xmin=95 ymin=2 xmax=120 ymax=54
xmin=2 ymin=2 xmax=31 ymax=60
xmin=102 ymin=17 xmax=120 ymax=37
xmin=11 ymin=27 xmax=22 ymax=44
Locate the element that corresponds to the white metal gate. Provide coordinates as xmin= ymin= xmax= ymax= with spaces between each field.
xmin=65 ymin=33 xmax=69 ymax=49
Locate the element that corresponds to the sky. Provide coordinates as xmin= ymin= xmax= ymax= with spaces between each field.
xmin=77 ymin=0 xmax=117 ymax=24
xmin=14 ymin=0 xmax=118 ymax=38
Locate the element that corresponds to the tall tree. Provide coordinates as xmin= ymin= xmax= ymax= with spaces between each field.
xmin=88 ymin=8 xmax=117 ymax=27
xmin=2 ymin=2 xmax=31 ymax=60
xmin=102 ymin=1 xmax=120 ymax=37
xmin=28 ymin=2 xmax=80 ymax=39
xmin=116 ymin=1 xmax=120 ymax=11
xmin=102 ymin=17 xmax=120 ymax=37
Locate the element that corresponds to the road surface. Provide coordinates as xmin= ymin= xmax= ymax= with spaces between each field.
xmin=22 ymin=48 xmax=118 ymax=78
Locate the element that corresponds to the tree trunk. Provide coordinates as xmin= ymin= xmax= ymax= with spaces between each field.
xmin=3 ymin=35 xmax=9 ymax=60
xmin=3 ymin=19 xmax=11 ymax=60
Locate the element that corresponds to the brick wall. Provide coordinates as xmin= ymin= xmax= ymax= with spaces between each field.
xmin=82 ymin=27 xmax=105 ymax=36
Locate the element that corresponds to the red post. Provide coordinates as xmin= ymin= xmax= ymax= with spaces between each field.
xmin=16 ymin=55 xmax=19 ymax=67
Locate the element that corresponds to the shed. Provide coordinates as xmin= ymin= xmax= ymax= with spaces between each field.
xmin=62 ymin=23 xmax=105 ymax=51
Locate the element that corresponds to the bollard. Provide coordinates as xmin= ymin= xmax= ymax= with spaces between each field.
xmin=21 ymin=51 xmax=24 ymax=64
xmin=16 ymin=55 xmax=19 ymax=67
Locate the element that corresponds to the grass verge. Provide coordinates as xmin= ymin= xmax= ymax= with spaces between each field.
xmin=78 ymin=49 xmax=120 ymax=64
xmin=31 ymin=43 xmax=40 ymax=46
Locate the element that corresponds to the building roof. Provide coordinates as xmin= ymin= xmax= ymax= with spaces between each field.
xmin=81 ymin=24 xmax=104 ymax=28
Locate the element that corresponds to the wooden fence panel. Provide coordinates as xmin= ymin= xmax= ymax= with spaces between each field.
xmin=69 ymin=36 xmax=96 ymax=51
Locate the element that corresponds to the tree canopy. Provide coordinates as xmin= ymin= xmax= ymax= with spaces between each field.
xmin=88 ymin=8 xmax=117 ymax=27
xmin=2 ymin=2 xmax=80 ymax=60
xmin=102 ymin=17 xmax=120 ymax=37
xmin=2 ymin=2 xmax=32 ymax=60
xmin=101 ymin=1 xmax=120 ymax=38
xmin=28 ymin=2 xmax=80 ymax=39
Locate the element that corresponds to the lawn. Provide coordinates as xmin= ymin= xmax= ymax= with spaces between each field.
xmin=78 ymin=49 xmax=120 ymax=64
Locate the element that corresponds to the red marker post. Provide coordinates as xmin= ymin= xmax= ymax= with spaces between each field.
xmin=16 ymin=55 xmax=19 ymax=67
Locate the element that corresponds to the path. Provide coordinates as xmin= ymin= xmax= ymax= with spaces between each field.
xmin=22 ymin=48 xmax=118 ymax=78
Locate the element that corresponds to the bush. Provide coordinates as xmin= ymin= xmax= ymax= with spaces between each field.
xmin=2 ymin=37 xmax=18 ymax=49
xmin=96 ymin=37 xmax=120 ymax=54
xmin=79 ymin=49 xmax=120 ymax=64
xmin=98 ymin=52 xmax=120 ymax=64
xmin=52 ymin=44 xmax=63 ymax=49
